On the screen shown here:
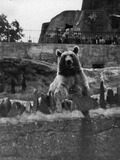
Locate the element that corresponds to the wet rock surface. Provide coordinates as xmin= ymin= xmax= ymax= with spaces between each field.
xmin=0 ymin=115 xmax=120 ymax=160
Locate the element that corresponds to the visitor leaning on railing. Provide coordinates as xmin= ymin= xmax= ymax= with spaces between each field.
xmin=59 ymin=34 xmax=119 ymax=45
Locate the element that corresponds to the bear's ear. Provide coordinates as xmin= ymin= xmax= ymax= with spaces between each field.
xmin=56 ymin=49 xmax=62 ymax=57
xmin=73 ymin=45 xmax=79 ymax=54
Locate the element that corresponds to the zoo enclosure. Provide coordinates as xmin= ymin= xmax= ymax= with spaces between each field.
xmin=0 ymin=42 xmax=120 ymax=68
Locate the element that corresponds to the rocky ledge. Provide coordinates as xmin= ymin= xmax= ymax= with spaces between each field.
xmin=0 ymin=109 xmax=120 ymax=160
xmin=0 ymin=58 xmax=120 ymax=159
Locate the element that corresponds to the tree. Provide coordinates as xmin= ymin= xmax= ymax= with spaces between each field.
xmin=0 ymin=14 xmax=24 ymax=42
xmin=9 ymin=20 xmax=24 ymax=42
xmin=0 ymin=14 xmax=10 ymax=41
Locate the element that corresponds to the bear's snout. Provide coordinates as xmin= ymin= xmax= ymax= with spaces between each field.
xmin=65 ymin=56 xmax=73 ymax=67
xmin=67 ymin=59 xmax=72 ymax=65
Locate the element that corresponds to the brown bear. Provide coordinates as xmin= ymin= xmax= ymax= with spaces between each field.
xmin=48 ymin=45 xmax=90 ymax=112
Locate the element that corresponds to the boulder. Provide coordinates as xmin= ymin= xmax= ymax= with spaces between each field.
xmin=70 ymin=94 xmax=98 ymax=112
xmin=99 ymin=81 xmax=106 ymax=109
xmin=8 ymin=102 xmax=26 ymax=117
xmin=106 ymin=89 xmax=115 ymax=105
xmin=0 ymin=98 xmax=11 ymax=117
xmin=37 ymin=94 xmax=51 ymax=114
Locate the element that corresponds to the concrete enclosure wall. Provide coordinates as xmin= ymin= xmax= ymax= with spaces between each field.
xmin=0 ymin=42 xmax=120 ymax=68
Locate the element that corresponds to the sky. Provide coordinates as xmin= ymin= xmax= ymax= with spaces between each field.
xmin=0 ymin=0 xmax=83 ymax=42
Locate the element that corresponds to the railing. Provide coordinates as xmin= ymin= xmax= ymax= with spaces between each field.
xmin=39 ymin=31 xmax=120 ymax=44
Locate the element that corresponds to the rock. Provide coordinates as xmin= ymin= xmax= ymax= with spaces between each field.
xmin=25 ymin=101 xmax=33 ymax=113
xmin=117 ymin=86 xmax=120 ymax=96
xmin=77 ymin=10 xmax=111 ymax=34
xmin=0 ymin=116 xmax=120 ymax=160
xmin=5 ymin=84 xmax=11 ymax=93
xmin=39 ymin=10 xmax=81 ymax=43
xmin=7 ymin=102 xmax=19 ymax=117
xmin=10 ymin=77 xmax=16 ymax=94
xmin=32 ymin=89 xmax=40 ymax=112
xmin=62 ymin=99 xmax=75 ymax=111
xmin=117 ymin=86 xmax=120 ymax=105
xmin=106 ymin=89 xmax=115 ymax=105
xmin=0 ymin=83 xmax=4 ymax=93
xmin=0 ymin=117 xmax=117 ymax=159
xmin=82 ymin=0 xmax=120 ymax=15
xmin=0 ymin=98 xmax=11 ymax=117
xmin=39 ymin=22 xmax=50 ymax=43
xmin=37 ymin=94 xmax=51 ymax=114
xmin=114 ymin=93 xmax=119 ymax=106
xmin=0 ymin=72 xmax=5 ymax=93
xmin=8 ymin=102 xmax=26 ymax=117
xmin=99 ymin=81 xmax=106 ymax=109
xmin=15 ymin=102 xmax=26 ymax=115
xmin=39 ymin=0 xmax=120 ymax=43
xmin=21 ymin=73 xmax=26 ymax=91
xmin=70 ymin=94 xmax=98 ymax=112
xmin=0 ymin=57 xmax=56 ymax=96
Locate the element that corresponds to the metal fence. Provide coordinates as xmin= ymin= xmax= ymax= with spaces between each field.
xmin=21 ymin=29 xmax=41 ymax=43
xmin=20 ymin=28 xmax=120 ymax=44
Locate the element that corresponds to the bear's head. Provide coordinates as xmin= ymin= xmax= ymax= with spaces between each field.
xmin=56 ymin=46 xmax=81 ymax=76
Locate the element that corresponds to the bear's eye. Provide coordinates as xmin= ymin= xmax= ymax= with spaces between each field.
xmin=63 ymin=55 xmax=67 ymax=58
xmin=70 ymin=54 xmax=73 ymax=58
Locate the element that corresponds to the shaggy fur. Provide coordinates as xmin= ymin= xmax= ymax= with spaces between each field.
xmin=48 ymin=45 xmax=90 ymax=112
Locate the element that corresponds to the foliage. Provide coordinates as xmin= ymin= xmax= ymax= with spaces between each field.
xmin=0 ymin=14 xmax=24 ymax=42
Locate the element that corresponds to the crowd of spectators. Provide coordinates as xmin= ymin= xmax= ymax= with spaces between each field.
xmin=57 ymin=28 xmax=120 ymax=45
